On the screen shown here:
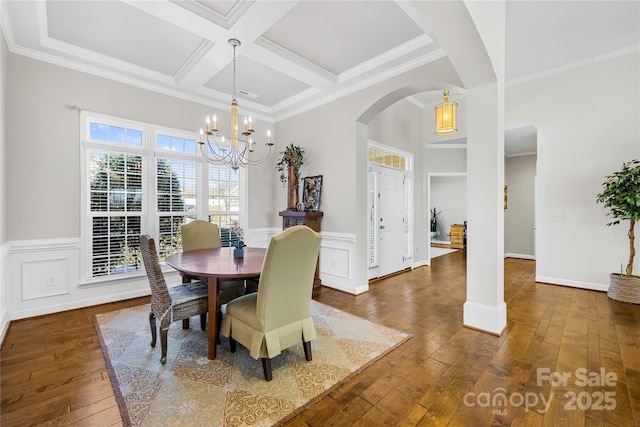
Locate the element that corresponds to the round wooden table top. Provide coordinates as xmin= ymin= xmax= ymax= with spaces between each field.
xmin=165 ymin=246 xmax=265 ymax=280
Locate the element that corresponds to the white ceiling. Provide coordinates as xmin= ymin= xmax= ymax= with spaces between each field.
xmin=2 ymin=1 xmax=639 ymax=152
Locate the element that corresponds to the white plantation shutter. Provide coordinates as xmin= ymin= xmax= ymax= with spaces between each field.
xmin=156 ymin=157 xmax=199 ymax=260
xmin=207 ymin=164 xmax=246 ymax=239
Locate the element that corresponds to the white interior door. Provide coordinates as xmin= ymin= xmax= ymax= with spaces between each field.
xmin=378 ymin=168 xmax=405 ymax=277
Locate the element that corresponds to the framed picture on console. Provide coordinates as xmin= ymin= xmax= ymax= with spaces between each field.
xmin=302 ymin=175 xmax=323 ymax=211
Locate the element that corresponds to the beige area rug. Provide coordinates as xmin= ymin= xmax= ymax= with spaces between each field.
xmin=95 ymin=301 xmax=411 ymax=426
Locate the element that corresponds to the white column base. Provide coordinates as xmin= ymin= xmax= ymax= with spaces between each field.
xmin=463 ymin=300 xmax=507 ymax=335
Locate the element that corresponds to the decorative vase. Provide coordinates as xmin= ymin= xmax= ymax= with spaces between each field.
xmin=233 ymin=248 xmax=244 ymax=258
xmin=608 ymin=273 xmax=640 ymax=304
xmin=287 ymin=157 xmax=299 ymax=211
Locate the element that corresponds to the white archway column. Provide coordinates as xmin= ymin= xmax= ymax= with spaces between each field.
xmin=463 ymin=2 xmax=506 ymax=334
xmin=465 ymin=81 xmax=506 ymax=334
xmin=413 ymin=0 xmax=506 ymax=334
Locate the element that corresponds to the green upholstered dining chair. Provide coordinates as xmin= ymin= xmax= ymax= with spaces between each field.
xmin=139 ymin=234 xmax=208 ymax=364
xmin=180 ymin=220 xmax=246 ymax=303
xmin=221 ymin=225 xmax=321 ymax=381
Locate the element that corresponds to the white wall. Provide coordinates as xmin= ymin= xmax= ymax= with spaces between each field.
xmin=431 ymin=175 xmax=467 ymax=243
xmin=504 ymin=154 xmax=536 ymax=259
xmin=506 ymin=52 xmax=640 ymax=289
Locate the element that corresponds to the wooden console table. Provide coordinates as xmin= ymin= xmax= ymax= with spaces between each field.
xmin=279 ymin=210 xmax=323 ymax=288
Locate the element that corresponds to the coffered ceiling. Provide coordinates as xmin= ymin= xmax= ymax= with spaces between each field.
xmin=2 ymin=0 xmax=639 ymax=127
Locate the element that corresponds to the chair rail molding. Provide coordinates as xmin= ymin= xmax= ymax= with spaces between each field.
xmin=3 ymin=229 xmax=365 ymax=321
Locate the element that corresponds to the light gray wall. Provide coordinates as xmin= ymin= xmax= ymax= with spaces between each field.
xmin=504 ymin=154 xmax=536 ymax=258
xmin=1 ymin=23 xmax=5 ymax=246
xmin=275 ymin=57 xmax=461 ymax=234
xmin=368 ymin=99 xmax=423 ymax=151
xmin=506 ymin=52 xmax=640 ymax=287
xmin=5 ymin=53 xmax=279 ymax=241
xmin=1 ymin=18 xmax=8 ymax=339
xmin=431 ymin=175 xmax=467 ymax=242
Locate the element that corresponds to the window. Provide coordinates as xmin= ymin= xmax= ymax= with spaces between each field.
xmin=81 ymin=112 xmax=246 ymax=283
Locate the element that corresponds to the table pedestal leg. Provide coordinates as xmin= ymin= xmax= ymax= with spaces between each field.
xmin=207 ymin=276 xmax=219 ymax=360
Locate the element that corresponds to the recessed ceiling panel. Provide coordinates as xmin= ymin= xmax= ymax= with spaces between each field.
xmin=47 ymin=1 xmax=205 ymax=76
xmin=262 ymin=1 xmax=423 ymax=74
xmin=204 ymin=55 xmax=310 ymax=107
xmin=193 ymin=0 xmax=237 ymax=17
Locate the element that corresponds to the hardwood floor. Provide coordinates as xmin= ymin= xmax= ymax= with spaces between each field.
xmin=2 ymin=251 xmax=639 ymax=426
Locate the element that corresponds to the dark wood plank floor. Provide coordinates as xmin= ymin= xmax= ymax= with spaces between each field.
xmin=2 ymin=250 xmax=639 ymax=426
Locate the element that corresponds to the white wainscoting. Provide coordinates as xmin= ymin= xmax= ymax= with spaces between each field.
xmin=318 ymin=231 xmax=360 ymax=294
xmin=250 ymin=228 xmax=361 ymax=294
xmin=8 ymin=238 xmax=150 ymax=320
xmin=1 ymin=244 xmax=11 ymax=344
xmin=3 ymin=229 xmax=362 ymax=322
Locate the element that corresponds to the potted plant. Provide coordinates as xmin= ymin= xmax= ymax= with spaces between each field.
xmin=229 ymin=221 xmax=246 ymax=258
xmin=596 ymin=159 xmax=640 ymax=304
xmin=430 ymin=207 xmax=441 ymax=240
xmin=276 ymin=143 xmax=304 ymax=210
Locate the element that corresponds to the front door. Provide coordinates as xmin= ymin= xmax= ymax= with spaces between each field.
xmin=378 ymin=167 xmax=406 ymax=277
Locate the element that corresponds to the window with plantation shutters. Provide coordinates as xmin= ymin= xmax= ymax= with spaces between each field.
xmin=80 ymin=112 xmax=246 ymax=283
xmin=208 ymin=163 xmax=244 ymax=241
xmin=88 ymin=150 xmax=143 ymax=277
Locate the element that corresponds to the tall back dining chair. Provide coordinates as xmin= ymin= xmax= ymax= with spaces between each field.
xmin=221 ymin=225 xmax=322 ymax=381
xmin=181 ymin=219 xmax=222 ymax=251
xmin=180 ymin=220 xmax=246 ymax=303
xmin=139 ymin=234 xmax=209 ymax=364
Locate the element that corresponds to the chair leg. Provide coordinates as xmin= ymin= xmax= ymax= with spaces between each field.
xmin=160 ymin=326 xmax=168 ymax=364
xmin=261 ymin=358 xmax=273 ymax=381
xmin=200 ymin=313 xmax=207 ymax=331
xmin=229 ymin=337 xmax=237 ymax=353
xmin=149 ymin=312 xmax=157 ymax=348
xmin=217 ymin=308 xmax=223 ymax=344
xmin=182 ymin=318 xmax=189 ymax=329
xmin=303 ymin=340 xmax=313 ymax=361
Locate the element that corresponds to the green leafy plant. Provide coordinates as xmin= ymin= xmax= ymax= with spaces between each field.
xmin=276 ymin=143 xmax=304 ymax=188
xmin=596 ymin=159 xmax=640 ymax=276
xmin=430 ymin=207 xmax=442 ymax=233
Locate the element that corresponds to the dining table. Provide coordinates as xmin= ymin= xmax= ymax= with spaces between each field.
xmin=165 ymin=246 xmax=266 ymax=359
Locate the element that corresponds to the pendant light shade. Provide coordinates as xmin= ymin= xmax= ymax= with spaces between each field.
xmin=434 ymin=90 xmax=458 ymax=135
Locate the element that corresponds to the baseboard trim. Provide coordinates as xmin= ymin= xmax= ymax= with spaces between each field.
xmin=10 ymin=288 xmax=151 ymax=320
xmin=504 ymin=252 xmax=535 ymax=260
xmin=463 ymin=300 xmax=507 ymax=335
xmin=535 ymin=276 xmax=608 ymax=292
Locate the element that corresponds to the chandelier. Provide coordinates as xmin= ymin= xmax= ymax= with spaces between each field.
xmin=199 ymin=39 xmax=273 ymax=170
xmin=434 ymin=90 xmax=458 ymax=135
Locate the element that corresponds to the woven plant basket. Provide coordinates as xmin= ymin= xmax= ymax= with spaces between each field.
xmin=608 ymin=273 xmax=640 ymax=304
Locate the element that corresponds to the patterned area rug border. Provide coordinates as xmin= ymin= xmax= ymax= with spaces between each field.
xmin=95 ymin=301 xmax=412 ymax=426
